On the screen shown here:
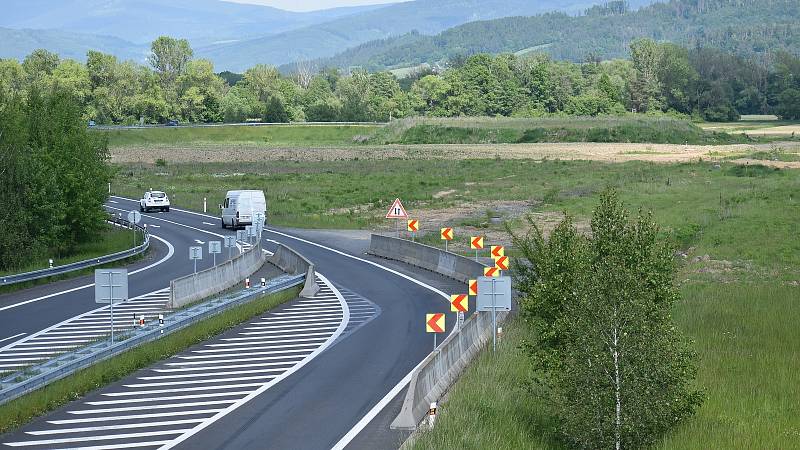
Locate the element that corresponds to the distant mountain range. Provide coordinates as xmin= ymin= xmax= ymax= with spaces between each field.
xmin=303 ymin=0 xmax=800 ymax=72
xmin=0 ymin=0 xmax=656 ymax=70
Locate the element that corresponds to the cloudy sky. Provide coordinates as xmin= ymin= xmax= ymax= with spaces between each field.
xmin=226 ymin=0 xmax=402 ymax=12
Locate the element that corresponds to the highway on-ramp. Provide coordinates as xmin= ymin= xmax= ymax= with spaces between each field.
xmin=1 ymin=197 xmax=463 ymax=449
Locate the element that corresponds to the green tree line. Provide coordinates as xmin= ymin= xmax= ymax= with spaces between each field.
xmin=2 ymin=36 xmax=799 ymax=124
xmin=0 ymin=87 xmax=112 ymax=271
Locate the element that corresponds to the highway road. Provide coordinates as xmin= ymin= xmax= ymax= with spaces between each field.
xmin=1 ymin=196 xmax=465 ymax=449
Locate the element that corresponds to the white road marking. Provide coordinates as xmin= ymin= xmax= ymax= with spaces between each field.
xmin=0 ymin=333 xmax=26 ymax=344
xmin=194 ymin=240 xmax=205 ymax=245
xmin=123 ymin=375 xmax=274 ymax=388
xmin=159 ymin=273 xmax=350 ymax=450
xmin=48 ymin=410 xmax=225 ymax=425
xmin=4 ymin=429 xmax=192 ymax=447
xmin=26 ymin=419 xmax=204 ymax=435
xmin=69 ymin=400 xmax=238 ymax=414
xmin=89 ymin=391 xmax=252 ymax=405
xmin=202 ymin=222 xmax=216 ymax=226
xmin=0 ymin=235 xmax=174 ymax=313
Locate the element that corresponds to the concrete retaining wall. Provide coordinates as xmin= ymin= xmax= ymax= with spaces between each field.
xmin=268 ymin=244 xmax=319 ymax=298
xmin=368 ymin=234 xmax=485 ymax=283
xmin=170 ymin=246 xmax=268 ymax=309
xmin=391 ymin=310 xmax=507 ymax=430
xmin=367 ymin=234 xmax=510 ymax=431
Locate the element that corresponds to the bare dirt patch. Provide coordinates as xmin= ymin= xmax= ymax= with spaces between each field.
xmin=110 ymin=142 xmax=800 ymax=167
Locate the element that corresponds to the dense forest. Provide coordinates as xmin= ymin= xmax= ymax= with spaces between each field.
xmin=306 ymin=0 xmax=800 ymax=72
xmin=1 ymin=35 xmax=799 ymax=125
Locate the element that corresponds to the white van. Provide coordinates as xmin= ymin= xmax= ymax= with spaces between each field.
xmin=221 ymin=190 xmax=267 ymax=229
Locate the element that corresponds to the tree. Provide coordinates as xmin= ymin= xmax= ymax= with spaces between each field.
xmin=149 ymin=36 xmax=193 ymax=86
xmin=0 ymin=86 xmax=112 ymax=270
xmin=775 ymin=88 xmax=800 ymax=120
xmin=629 ymin=38 xmax=664 ymax=112
xmin=22 ymin=49 xmax=59 ymax=86
xmin=511 ymin=189 xmax=702 ymax=449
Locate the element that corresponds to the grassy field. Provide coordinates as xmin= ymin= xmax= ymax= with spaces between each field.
xmin=0 ymin=287 xmax=299 ymax=435
xmin=98 ymin=117 xmax=800 ymax=152
xmin=0 ymin=225 xmax=140 ymax=277
xmin=98 ymin=124 xmax=379 ymax=148
xmin=700 ymin=115 xmax=800 ymax=137
xmin=369 ymin=116 xmax=756 ymax=145
xmin=110 ymin=154 xmax=800 ymax=448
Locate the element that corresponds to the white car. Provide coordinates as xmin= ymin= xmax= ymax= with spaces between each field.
xmin=140 ymin=191 xmax=170 ymax=212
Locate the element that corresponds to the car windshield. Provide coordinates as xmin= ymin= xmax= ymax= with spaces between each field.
xmin=151 ymin=192 xmax=166 ymax=198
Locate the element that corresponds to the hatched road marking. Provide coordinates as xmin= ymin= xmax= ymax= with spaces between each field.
xmin=2 ymin=275 xmax=348 ymax=450
xmin=0 ymin=289 xmax=171 ymax=373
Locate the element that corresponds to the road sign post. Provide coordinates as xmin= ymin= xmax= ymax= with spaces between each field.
xmin=208 ymin=241 xmax=221 ymax=266
xmin=189 ymin=246 xmax=202 ymax=274
xmin=254 ymin=212 xmax=265 ymax=248
xmin=407 ymin=219 xmax=419 ymax=241
xmin=127 ymin=210 xmax=142 ymax=248
xmin=386 ymin=198 xmax=409 ymax=238
xmin=223 ymin=235 xmax=236 ymax=259
xmin=426 ymin=313 xmax=445 ymax=350
xmin=440 ymin=227 xmax=453 ymax=252
xmin=471 ymin=236 xmax=484 ymax=261
xmin=476 ymin=276 xmax=512 ymax=352
xmin=95 ymin=269 xmax=128 ymax=344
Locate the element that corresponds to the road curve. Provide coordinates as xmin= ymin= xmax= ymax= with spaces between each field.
xmin=2 ymin=197 xmax=461 ymax=449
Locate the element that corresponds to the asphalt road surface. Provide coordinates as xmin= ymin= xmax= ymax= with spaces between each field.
xmin=1 ymin=197 xmax=468 ymax=450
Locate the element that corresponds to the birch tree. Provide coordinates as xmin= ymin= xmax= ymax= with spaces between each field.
xmin=511 ymin=189 xmax=703 ymax=449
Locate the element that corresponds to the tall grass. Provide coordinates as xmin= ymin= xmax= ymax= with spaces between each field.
xmin=99 ymin=124 xmax=379 ymax=148
xmin=370 ymin=116 xmax=749 ymax=145
xmin=414 ymin=283 xmax=800 ymax=449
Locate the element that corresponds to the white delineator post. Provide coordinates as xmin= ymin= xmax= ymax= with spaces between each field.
xmin=428 ymin=402 xmax=437 ymax=428
xmin=203 ymin=197 xmax=207 ymax=213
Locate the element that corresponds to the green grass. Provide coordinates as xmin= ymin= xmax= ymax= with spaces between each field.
xmin=411 ymin=316 xmax=558 ymax=450
xmin=0 ymin=287 xmax=299 ymax=435
xmin=113 ymin=159 xmax=800 ymax=271
xmin=98 ymin=124 xmax=379 ymax=148
xmin=369 ymin=116 xmax=753 ymax=145
xmin=0 ymin=225 xmax=145 ymax=295
xmin=413 ymin=282 xmax=800 ymax=449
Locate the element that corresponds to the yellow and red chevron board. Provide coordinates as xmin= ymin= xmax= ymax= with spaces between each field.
xmin=440 ymin=227 xmax=454 ymax=241
xmin=469 ymin=279 xmax=478 ymax=296
xmin=484 ymin=267 xmax=501 ymax=277
xmin=407 ymin=219 xmax=419 ymax=232
xmin=494 ymin=256 xmax=510 ymax=271
xmin=470 ymin=236 xmax=484 ymax=250
xmin=491 ymin=245 xmax=505 ymax=258
xmin=426 ymin=313 xmax=445 ymax=333
xmin=450 ymin=294 xmax=469 ymax=313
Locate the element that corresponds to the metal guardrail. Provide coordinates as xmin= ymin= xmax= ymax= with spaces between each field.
xmin=0 ymin=273 xmax=304 ymax=406
xmin=0 ymin=216 xmax=149 ymax=286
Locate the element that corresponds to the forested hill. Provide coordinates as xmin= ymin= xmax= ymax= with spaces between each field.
xmin=306 ymin=0 xmax=800 ymax=72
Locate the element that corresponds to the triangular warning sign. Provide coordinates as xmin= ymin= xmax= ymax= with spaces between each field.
xmin=385 ymin=198 xmax=409 ymax=219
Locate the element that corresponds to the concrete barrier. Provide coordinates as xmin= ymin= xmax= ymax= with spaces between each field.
xmin=368 ymin=234 xmax=485 ymax=283
xmin=170 ymin=245 xmax=268 ymax=309
xmin=391 ymin=310 xmax=508 ymax=430
xmin=368 ymin=234 xmax=510 ymax=431
xmin=268 ymin=244 xmax=320 ymax=298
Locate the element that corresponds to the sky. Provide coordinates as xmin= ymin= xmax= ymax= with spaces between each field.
xmin=225 ymin=0 xmax=401 ymax=12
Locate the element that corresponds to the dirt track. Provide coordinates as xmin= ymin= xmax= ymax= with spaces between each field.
xmin=111 ymin=141 xmax=800 ymax=168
